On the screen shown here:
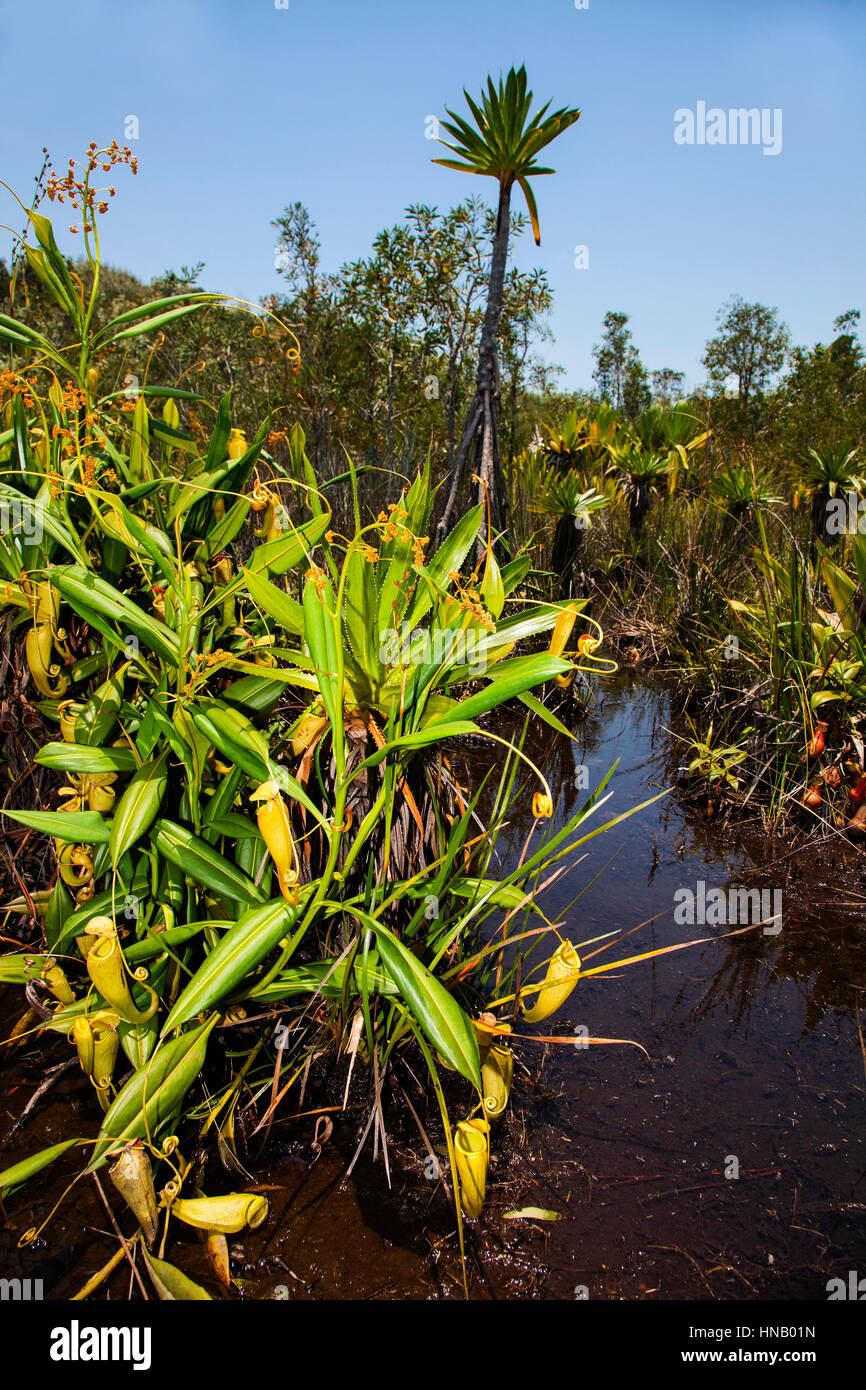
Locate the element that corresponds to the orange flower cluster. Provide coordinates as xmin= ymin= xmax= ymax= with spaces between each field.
xmin=0 ymin=368 xmax=37 ymax=410
xmin=60 ymin=382 xmax=89 ymax=414
xmin=44 ymin=142 xmax=137 ymax=234
xmin=304 ymin=564 xmax=329 ymax=593
xmin=77 ymin=456 xmax=99 ymax=489
xmin=447 ymin=570 xmax=496 ymax=632
xmin=51 ymin=423 xmax=75 ymax=459
xmin=375 ymin=502 xmax=428 ymax=567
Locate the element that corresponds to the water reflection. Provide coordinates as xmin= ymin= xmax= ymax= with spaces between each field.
xmin=454 ymin=674 xmax=866 ymax=1039
xmin=451 ymin=674 xmax=866 ymax=1298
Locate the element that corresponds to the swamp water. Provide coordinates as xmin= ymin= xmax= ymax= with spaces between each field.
xmin=2 ymin=675 xmax=864 ymax=1299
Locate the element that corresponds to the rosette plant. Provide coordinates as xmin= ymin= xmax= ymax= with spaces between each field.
xmin=0 ymin=167 xmax=630 ymax=1295
xmin=432 ymin=67 xmax=581 ymax=547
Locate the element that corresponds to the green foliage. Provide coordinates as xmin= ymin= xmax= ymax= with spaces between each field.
xmin=432 ymin=65 xmax=581 ymax=245
xmin=0 ymin=190 xmax=638 ymax=1284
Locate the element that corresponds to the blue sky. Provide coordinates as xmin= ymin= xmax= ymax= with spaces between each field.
xmin=0 ymin=0 xmax=863 ymax=392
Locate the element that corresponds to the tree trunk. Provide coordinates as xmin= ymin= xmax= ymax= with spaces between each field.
xmin=436 ymin=180 xmax=512 ymax=552
xmin=551 ymin=513 xmax=583 ymax=598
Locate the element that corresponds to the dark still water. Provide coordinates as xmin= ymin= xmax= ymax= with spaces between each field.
xmin=451 ymin=673 xmax=866 ymax=1299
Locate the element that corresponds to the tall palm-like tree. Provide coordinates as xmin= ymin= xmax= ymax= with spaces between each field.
xmin=433 ymin=67 xmax=580 ymax=548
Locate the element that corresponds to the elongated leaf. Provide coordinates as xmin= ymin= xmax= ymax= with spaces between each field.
xmin=124 ymin=920 xmax=217 ymax=964
xmin=44 ymin=876 xmax=73 ymax=951
xmin=35 ymin=743 xmax=137 ymax=774
xmin=109 ymin=751 xmax=169 ymax=865
xmin=0 ymin=955 xmax=43 ymax=984
xmin=207 ymin=814 xmax=262 ymax=840
xmin=372 ymin=923 xmax=480 ymax=1088
xmin=248 ymin=511 xmax=332 ymax=576
xmin=500 ymin=555 xmax=531 ymax=595
xmin=517 ymin=690 xmax=577 ymax=740
xmin=221 ymin=673 xmax=285 ymax=713
xmin=408 ymin=878 xmax=527 ymax=910
xmin=481 ymin=551 xmax=505 ymax=620
xmin=105 ymin=302 xmax=212 ymax=344
xmin=0 ymin=311 xmax=52 ymax=349
xmin=142 ymin=1248 xmax=213 ymax=1300
xmin=99 ymin=291 xmax=221 ymax=334
xmin=88 ymin=1017 xmax=216 ymax=1170
xmin=50 ymin=566 xmax=180 ymax=664
xmin=302 ymin=573 xmax=340 ymax=734
xmin=1 ymin=808 xmax=111 ymax=844
xmin=350 ymin=721 xmax=478 ymax=778
xmin=430 ymin=653 xmax=570 ymax=725
xmin=0 ymin=484 xmax=85 ymax=561
xmin=408 ymin=505 xmax=484 ymax=631
xmin=242 ymin=567 xmax=304 ymax=634
xmin=75 ymin=669 xmax=125 ymax=746
xmin=206 ymin=497 xmax=251 ymax=557
xmin=0 ymin=1140 xmax=80 ymax=1199
xmin=153 ymin=820 xmax=264 ymax=905
xmin=162 ymin=897 xmax=304 ymax=1033
xmin=203 ymin=391 xmax=233 ymax=473
xmin=188 ymin=700 xmax=270 ymax=783
xmin=250 ymin=957 xmax=398 ymax=1002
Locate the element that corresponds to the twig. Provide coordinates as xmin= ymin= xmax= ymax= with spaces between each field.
xmin=91 ymin=1173 xmax=149 ymax=1300
xmin=1 ymin=1057 xmax=77 ymax=1147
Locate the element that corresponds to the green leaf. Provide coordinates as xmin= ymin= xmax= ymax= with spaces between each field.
xmin=203 ymin=391 xmax=233 ymax=473
xmin=104 ymin=303 xmax=213 ymax=344
xmin=0 ymin=484 xmax=85 ymax=561
xmin=247 ymin=511 xmax=332 ymax=575
xmin=500 ymin=555 xmax=531 ymax=595
xmin=152 ymin=819 xmax=264 ymax=904
xmin=142 ymin=1248 xmax=213 ymax=1300
xmin=431 ymin=653 xmax=571 ymax=725
xmin=74 ymin=669 xmax=125 ymax=746
xmin=50 ymin=566 xmax=180 ymax=665
xmin=221 ymin=673 xmax=285 ymax=713
xmin=127 ymin=395 xmax=151 ymax=485
xmin=87 ymin=1017 xmax=216 ymax=1170
xmin=350 ymin=722 xmax=479 ymax=777
xmin=44 ymin=876 xmax=73 ymax=951
xmin=517 ymin=690 xmax=576 ymax=740
xmin=1 ymin=808 xmax=111 ymax=844
xmin=188 ymin=700 xmax=271 ymax=783
xmin=372 ymin=922 xmax=480 ymax=1089
xmin=109 ymin=751 xmax=169 ymax=865
xmin=409 ymin=506 xmax=483 ymax=631
xmin=481 ymin=550 xmax=505 ymax=620
xmin=0 ymin=1140 xmax=80 ymax=1200
xmin=811 ymin=690 xmax=844 ymax=709
xmin=162 ymin=897 xmax=305 ymax=1033
xmin=242 ymin=567 xmax=304 ymax=634
xmin=35 ymin=743 xmax=138 ymax=774
xmin=35 ymin=745 xmax=136 ymax=778
xmin=99 ymin=292 xmax=221 ymax=335
xmin=302 ymin=573 xmax=340 ymax=734
xmin=206 ymin=497 xmax=251 ymax=557
xmin=250 ymin=956 xmax=398 ymax=1002
xmin=408 ymin=877 xmax=526 ymax=910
